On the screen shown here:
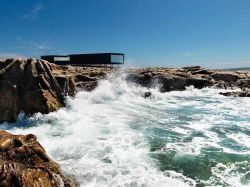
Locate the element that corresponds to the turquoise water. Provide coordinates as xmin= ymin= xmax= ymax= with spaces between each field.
xmin=2 ymin=73 xmax=250 ymax=186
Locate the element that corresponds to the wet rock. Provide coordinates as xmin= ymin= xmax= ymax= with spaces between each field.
xmin=211 ymin=72 xmax=239 ymax=82
xmin=126 ymin=72 xmax=187 ymax=92
xmin=126 ymin=70 xmax=216 ymax=92
xmin=98 ymin=71 xmax=107 ymax=77
xmin=219 ymin=90 xmax=250 ymax=97
xmin=155 ymin=75 xmax=186 ymax=92
xmin=55 ymin=76 xmax=76 ymax=96
xmin=143 ymin=91 xmax=152 ymax=98
xmin=191 ymin=69 xmax=214 ymax=75
xmin=0 ymin=130 xmax=77 ymax=186
xmin=236 ymin=79 xmax=250 ymax=89
xmin=51 ymin=65 xmax=250 ymax=99
xmin=182 ymin=66 xmax=202 ymax=71
xmin=125 ymin=73 xmax=152 ymax=87
xmin=89 ymin=71 xmax=99 ymax=77
xmin=0 ymin=59 xmax=75 ymax=123
xmin=3 ymin=58 xmax=15 ymax=67
xmin=75 ymin=74 xmax=96 ymax=82
xmin=80 ymin=81 xmax=98 ymax=91
xmin=0 ymin=60 xmax=4 ymax=68
xmin=186 ymin=78 xmax=212 ymax=89
xmin=0 ymin=81 xmax=19 ymax=123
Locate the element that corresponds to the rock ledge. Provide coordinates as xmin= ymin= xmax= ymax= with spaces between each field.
xmin=0 ymin=130 xmax=77 ymax=186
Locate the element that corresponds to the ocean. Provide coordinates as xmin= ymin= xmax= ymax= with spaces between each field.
xmin=2 ymin=72 xmax=250 ymax=187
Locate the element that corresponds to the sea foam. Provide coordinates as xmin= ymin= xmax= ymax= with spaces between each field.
xmin=4 ymin=73 xmax=250 ymax=186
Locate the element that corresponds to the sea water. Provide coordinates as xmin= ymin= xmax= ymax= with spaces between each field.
xmin=2 ymin=73 xmax=250 ymax=187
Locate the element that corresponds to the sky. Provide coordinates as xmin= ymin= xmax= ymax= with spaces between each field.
xmin=0 ymin=0 xmax=250 ymax=68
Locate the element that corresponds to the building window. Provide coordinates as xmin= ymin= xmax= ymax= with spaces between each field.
xmin=111 ymin=55 xmax=123 ymax=63
xmin=54 ymin=57 xmax=70 ymax=61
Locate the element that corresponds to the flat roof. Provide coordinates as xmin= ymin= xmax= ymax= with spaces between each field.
xmin=41 ymin=53 xmax=125 ymax=65
xmin=41 ymin=53 xmax=124 ymax=57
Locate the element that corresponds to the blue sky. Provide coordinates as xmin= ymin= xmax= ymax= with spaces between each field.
xmin=0 ymin=0 xmax=250 ymax=68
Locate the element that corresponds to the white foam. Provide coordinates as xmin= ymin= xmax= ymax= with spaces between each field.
xmin=6 ymin=72 xmax=250 ymax=186
xmin=209 ymin=161 xmax=250 ymax=187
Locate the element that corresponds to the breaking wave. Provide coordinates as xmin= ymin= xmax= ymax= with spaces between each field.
xmin=3 ymin=73 xmax=250 ymax=186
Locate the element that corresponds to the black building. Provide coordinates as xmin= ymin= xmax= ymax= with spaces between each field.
xmin=41 ymin=53 xmax=124 ymax=66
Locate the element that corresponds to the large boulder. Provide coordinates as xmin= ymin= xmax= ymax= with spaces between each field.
xmin=0 ymin=81 xmax=19 ymax=122
xmin=0 ymin=59 xmax=76 ymax=123
xmin=125 ymin=73 xmax=187 ymax=92
xmin=125 ymin=73 xmax=152 ymax=87
xmin=211 ymin=72 xmax=239 ymax=82
xmin=0 ymin=130 xmax=76 ymax=186
xmin=182 ymin=66 xmax=202 ymax=72
xmin=155 ymin=75 xmax=186 ymax=92
xmin=236 ymin=79 xmax=250 ymax=89
xmin=186 ymin=77 xmax=212 ymax=89
xmin=219 ymin=90 xmax=250 ymax=97
xmin=55 ymin=75 xmax=76 ymax=96
xmin=191 ymin=69 xmax=214 ymax=75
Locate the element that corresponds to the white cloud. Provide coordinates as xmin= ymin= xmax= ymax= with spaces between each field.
xmin=179 ymin=50 xmax=209 ymax=57
xmin=124 ymin=57 xmax=137 ymax=67
xmin=17 ymin=37 xmax=50 ymax=51
xmin=203 ymin=60 xmax=250 ymax=69
xmin=21 ymin=4 xmax=44 ymax=20
xmin=0 ymin=53 xmax=27 ymax=60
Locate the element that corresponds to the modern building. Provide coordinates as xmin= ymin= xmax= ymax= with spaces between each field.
xmin=41 ymin=53 xmax=124 ymax=66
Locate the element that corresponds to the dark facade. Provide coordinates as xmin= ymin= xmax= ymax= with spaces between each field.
xmin=41 ymin=53 xmax=124 ymax=66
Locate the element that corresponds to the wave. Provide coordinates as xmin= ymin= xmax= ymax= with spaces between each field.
xmin=3 ymin=72 xmax=250 ymax=186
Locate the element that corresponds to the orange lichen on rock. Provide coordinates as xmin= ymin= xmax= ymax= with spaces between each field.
xmin=0 ymin=130 xmax=77 ymax=186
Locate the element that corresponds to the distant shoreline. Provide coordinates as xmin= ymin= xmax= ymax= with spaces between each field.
xmin=215 ymin=67 xmax=250 ymax=72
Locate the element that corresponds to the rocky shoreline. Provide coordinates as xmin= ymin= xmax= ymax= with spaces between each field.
xmin=124 ymin=66 xmax=249 ymax=92
xmin=0 ymin=58 xmax=249 ymax=186
xmin=0 ymin=130 xmax=77 ymax=186
xmin=1 ymin=58 xmax=249 ymax=123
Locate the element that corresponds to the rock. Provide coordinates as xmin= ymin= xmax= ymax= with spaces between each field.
xmin=0 ymin=130 xmax=77 ymax=186
xmin=55 ymin=76 xmax=76 ymax=96
xmin=89 ymin=71 xmax=107 ymax=78
xmin=125 ymin=73 xmax=141 ymax=83
xmin=3 ymin=58 xmax=15 ymax=67
xmin=53 ymin=66 xmax=250 ymax=98
xmin=2 ymin=59 xmax=248 ymax=122
xmin=236 ymin=79 xmax=250 ymax=89
xmin=0 ymin=81 xmax=19 ymax=123
xmin=22 ymin=89 xmax=62 ymax=115
xmin=186 ymin=78 xmax=212 ymax=89
xmin=125 ymin=73 xmax=152 ymax=87
xmin=126 ymin=73 xmax=187 ymax=92
xmin=75 ymin=74 xmax=96 ymax=82
xmin=52 ymin=65 xmax=249 ymax=97
xmin=51 ymin=65 xmax=114 ymax=91
xmin=211 ymin=72 xmax=239 ymax=82
xmin=98 ymin=71 xmax=107 ymax=77
xmin=191 ymin=69 xmax=214 ymax=75
xmin=80 ymin=81 xmax=98 ymax=91
xmin=143 ymin=91 xmax=152 ymax=98
xmin=89 ymin=71 xmax=99 ymax=77
xmin=0 ymin=60 xmax=5 ymax=70
xmin=219 ymin=90 xmax=250 ymax=97
xmin=155 ymin=75 xmax=186 ymax=92
xmin=182 ymin=66 xmax=202 ymax=71
xmin=0 ymin=59 xmax=75 ymax=123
